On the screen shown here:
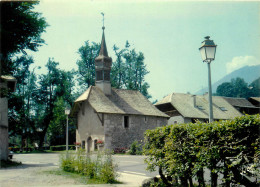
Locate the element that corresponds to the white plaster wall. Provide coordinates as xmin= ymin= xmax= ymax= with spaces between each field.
xmin=168 ymin=115 xmax=185 ymax=125
xmin=168 ymin=116 xmax=192 ymax=125
xmin=77 ymin=101 xmax=105 ymax=151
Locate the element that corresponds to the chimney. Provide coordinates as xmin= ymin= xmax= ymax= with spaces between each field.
xmin=192 ymin=95 xmax=196 ymax=107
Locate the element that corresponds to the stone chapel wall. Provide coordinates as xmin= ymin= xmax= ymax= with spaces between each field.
xmin=104 ymin=114 xmax=167 ymax=150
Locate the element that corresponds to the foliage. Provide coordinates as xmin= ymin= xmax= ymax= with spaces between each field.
xmin=0 ymin=1 xmax=48 ymax=75
xmin=129 ymin=140 xmax=142 ymax=155
xmin=76 ymin=41 xmax=151 ymax=98
xmin=8 ymin=56 xmax=76 ymax=149
xmin=50 ymin=145 xmax=76 ymax=151
xmin=216 ymin=77 xmax=260 ymax=98
xmin=144 ymin=115 xmax=260 ymax=187
xmin=76 ymin=41 xmax=99 ymax=93
xmin=60 ymin=149 xmax=118 ymax=183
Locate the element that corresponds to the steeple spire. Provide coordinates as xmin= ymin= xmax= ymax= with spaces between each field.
xmin=98 ymin=28 xmax=108 ymax=57
xmin=95 ymin=13 xmax=112 ymax=95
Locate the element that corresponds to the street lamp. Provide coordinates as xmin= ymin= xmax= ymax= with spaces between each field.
xmin=65 ymin=107 xmax=70 ymax=153
xmin=199 ymin=36 xmax=217 ymax=123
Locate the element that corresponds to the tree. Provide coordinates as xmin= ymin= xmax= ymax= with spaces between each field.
xmin=0 ymin=1 xmax=48 ymax=75
xmin=76 ymin=41 xmax=151 ymax=98
xmin=76 ymin=41 xmax=99 ymax=93
xmin=216 ymin=77 xmax=253 ymax=98
xmin=36 ymin=58 xmax=75 ymax=147
xmin=248 ymin=77 xmax=260 ymax=97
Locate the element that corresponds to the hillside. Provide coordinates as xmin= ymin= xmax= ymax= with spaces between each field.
xmin=196 ymin=65 xmax=260 ymax=95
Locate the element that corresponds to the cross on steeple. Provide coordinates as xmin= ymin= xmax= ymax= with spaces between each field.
xmin=101 ymin=12 xmax=105 ymax=30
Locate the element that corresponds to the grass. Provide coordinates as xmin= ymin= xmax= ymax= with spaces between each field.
xmin=0 ymin=159 xmax=22 ymax=168
xmin=15 ymin=149 xmax=69 ymax=154
xmin=43 ymin=169 xmax=122 ymax=185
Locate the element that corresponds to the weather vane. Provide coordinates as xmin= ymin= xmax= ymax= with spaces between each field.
xmin=101 ymin=12 xmax=105 ymax=29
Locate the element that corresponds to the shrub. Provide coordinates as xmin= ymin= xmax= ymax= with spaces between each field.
xmin=50 ymin=145 xmax=75 ymax=151
xmin=144 ymin=115 xmax=260 ymax=187
xmin=60 ymin=149 xmax=118 ymax=183
xmin=129 ymin=140 xmax=142 ymax=155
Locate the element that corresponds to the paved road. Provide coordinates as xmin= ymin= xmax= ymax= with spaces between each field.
xmin=0 ymin=153 xmax=157 ymax=187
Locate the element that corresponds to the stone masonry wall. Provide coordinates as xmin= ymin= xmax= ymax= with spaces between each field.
xmin=104 ymin=114 xmax=168 ymax=150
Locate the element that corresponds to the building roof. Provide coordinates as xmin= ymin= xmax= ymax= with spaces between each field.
xmin=0 ymin=75 xmax=17 ymax=92
xmin=72 ymin=86 xmax=169 ymax=118
xmin=155 ymin=93 xmax=242 ymax=120
xmin=95 ymin=27 xmax=112 ymax=61
xmin=249 ymin=97 xmax=260 ymax=103
xmin=222 ymin=97 xmax=255 ymax=108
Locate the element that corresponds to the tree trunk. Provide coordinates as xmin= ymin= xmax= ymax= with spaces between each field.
xmin=197 ymin=168 xmax=205 ymax=187
xmin=188 ymin=176 xmax=193 ymax=187
xmin=180 ymin=176 xmax=188 ymax=187
xmin=223 ymin=160 xmax=231 ymax=187
xmin=158 ymin=167 xmax=171 ymax=186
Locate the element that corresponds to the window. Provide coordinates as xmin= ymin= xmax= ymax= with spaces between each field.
xmin=197 ymin=106 xmax=205 ymax=110
xmin=124 ymin=116 xmax=129 ymax=128
xmin=219 ymin=107 xmax=227 ymax=111
xmin=104 ymin=70 xmax=110 ymax=81
xmin=96 ymin=70 xmax=103 ymax=81
xmin=144 ymin=116 xmax=147 ymax=122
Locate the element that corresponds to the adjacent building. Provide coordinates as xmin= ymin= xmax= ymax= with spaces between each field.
xmin=155 ymin=93 xmax=243 ymax=124
xmin=0 ymin=75 xmax=16 ymax=160
xmin=223 ymin=97 xmax=260 ymax=115
xmin=71 ymin=27 xmax=168 ymax=152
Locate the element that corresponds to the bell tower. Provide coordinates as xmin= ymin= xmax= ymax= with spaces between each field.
xmin=95 ymin=13 xmax=112 ymax=95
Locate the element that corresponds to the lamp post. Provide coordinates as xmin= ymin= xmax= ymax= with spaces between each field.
xmin=65 ymin=108 xmax=70 ymax=153
xmin=199 ymin=36 xmax=217 ymax=123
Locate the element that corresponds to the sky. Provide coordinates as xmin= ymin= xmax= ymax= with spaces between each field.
xmin=28 ymin=0 xmax=260 ymax=101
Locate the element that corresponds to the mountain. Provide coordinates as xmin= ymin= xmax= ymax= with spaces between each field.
xmin=196 ymin=65 xmax=260 ymax=95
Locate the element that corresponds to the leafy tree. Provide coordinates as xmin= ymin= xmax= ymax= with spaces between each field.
xmin=0 ymin=1 xmax=48 ymax=75
xmin=36 ymin=58 xmax=75 ymax=147
xmin=76 ymin=41 xmax=99 ymax=93
xmin=216 ymin=77 xmax=253 ymax=98
xmin=8 ymin=56 xmax=37 ymax=145
xmin=76 ymin=41 xmax=151 ymax=98
xmin=248 ymin=77 xmax=260 ymax=97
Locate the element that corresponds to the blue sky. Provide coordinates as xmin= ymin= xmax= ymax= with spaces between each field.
xmin=29 ymin=0 xmax=260 ymax=101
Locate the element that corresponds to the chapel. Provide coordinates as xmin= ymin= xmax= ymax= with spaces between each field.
xmin=71 ymin=25 xmax=168 ymax=152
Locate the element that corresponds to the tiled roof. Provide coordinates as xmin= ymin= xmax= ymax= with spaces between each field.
xmin=155 ymin=93 xmax=242 ymax=120
xmin=72 ymin=86 xmax=169 ymax=118
xmin=223 ymin=97 xmax=255 ymax=107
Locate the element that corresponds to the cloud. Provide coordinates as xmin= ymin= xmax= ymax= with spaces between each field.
xmin=226 ymin=56 xmax=260 ymax=74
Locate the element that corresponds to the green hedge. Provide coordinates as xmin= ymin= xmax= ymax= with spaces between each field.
xmin=50 ymin=145 xmax=75 ymax=151
xmin=143 ymin=114 xmax=260 ymax=187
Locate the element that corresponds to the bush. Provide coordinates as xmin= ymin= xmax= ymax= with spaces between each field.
xmin=60 ymin=149 xmax=118 ymax=183
xmin=50 ymin=145 xmax=75 ymax=151
xmin=144 ymin=115 xmax=260 ymax=187
xmin=129 ymin=140 xmax=142 ymax=155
